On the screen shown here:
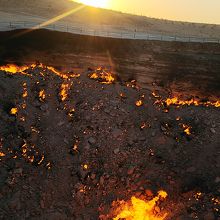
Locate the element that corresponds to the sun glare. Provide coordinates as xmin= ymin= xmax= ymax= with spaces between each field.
xmin=76 ymin=0 xmax=109 ymax=8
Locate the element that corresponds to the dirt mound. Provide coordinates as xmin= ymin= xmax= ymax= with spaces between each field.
xmin=0 ymin=63 xmax=219 ymax=219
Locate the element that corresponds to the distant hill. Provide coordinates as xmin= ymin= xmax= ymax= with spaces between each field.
xmin=0 ymin=0 xmax=220 ymax=38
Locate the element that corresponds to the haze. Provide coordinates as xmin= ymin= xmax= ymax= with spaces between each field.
xmin=74 ymin=0 xmax=220 ymax=24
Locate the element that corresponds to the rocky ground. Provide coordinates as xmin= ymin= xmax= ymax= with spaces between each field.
xmin=0 ymin=63 xmax=219 ymax=220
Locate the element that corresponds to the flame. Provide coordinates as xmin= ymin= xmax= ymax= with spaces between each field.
xmin=112 ymin=191 xmax=168 ymax=220
xmin=88 ymin=67 xmax=115 ymax=84
xmin=0 ymin=64 xmax=30 ymax=75
xmin=83 ymin=164 xmax=89 ymax=170
xmin=39 ymin=90 xmax=46 ymax=102
xmin=10 ymin=107 xmax=18 ymax=115
xmin=152 ymin=92 xmax=220 ymax=108
xmin=165 ymin=97 xmax=220 ymax=108
xmin=22 ymin=82 xmax=28 ymax=98
xmin=140 ymin=122 xmax=150 ymax=129
xmin=136 ymin=100 xmax=143 ymax=107
xmin=68 ymin=108 xmax=75 ymax=117
xmin=0 ymin=63 xmax=80 ymax=79
xmin=47 ymin=66 xmax=80 ymax=79
xmin=60 ymin=81 xmax=73 ymax=101
xmin=0 ymin=152 xmax=5 ymax=157
xmin=182 ymin=124 xmax=191 ymax=135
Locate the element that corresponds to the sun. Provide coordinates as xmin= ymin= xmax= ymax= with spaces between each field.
xmin=76 ymin=0 xmax=109 ymax=8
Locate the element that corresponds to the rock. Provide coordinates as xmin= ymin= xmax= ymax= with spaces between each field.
xmin=58 ymin=121 xmax=65 ymax=126
xmin=210 ymin=128 xmax=216 ymax=134
xmin=186 ymin=166 xmax=196 ymax=173
xmin=138 ymin=136 xmax=146 ymax=141
xmin=40 ymin=199 xmax=45 ymax=209
xmin=40 ymin=104 xmax=49 ymax=111
xmin=160 ymin=125 xmax=167 ymax=132
xmin=215 ymin=176 xmax=220 ymax=183
xmin=14 ymin=168 xmax=23 ymax=175
xmin=151 ymin=131 xmax=156 ymax=137
xmin=145 ymin=189 xmax=153 ymax=197
xmin=112 ymin=129 xmax=122 ymax=138
xmin=99 ymin=176 xmax=105 ymax=186
xmin=77 ymin=168 xmax=89 ymax=180
xmin=204 ymin=211 xmax=215 ymax=220
xmin=113 ymin=148 xmax=120 ymax=154
xmin=90 ymin=173 xmax=96 ymax=180
xmin=127 ymin=167 xmax=135 ymax=175
xmin=104 ymin=108 xmax=110 ymax=114
xmin=88 ymin=137 xmax=96 ymax=145
xmin=154 ymin=206 xmax=160 ymax=213
xmin=64 ymin=138 xmax=69 ymax=144
xmin=45 ymin=212 xmax=67 ymax=220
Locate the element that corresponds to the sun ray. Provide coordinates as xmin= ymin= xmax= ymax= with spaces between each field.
xmin=13 ymin=4 xmax=85 ymax=38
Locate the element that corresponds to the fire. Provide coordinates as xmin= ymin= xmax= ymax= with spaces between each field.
xmin=0 ymin=64 xmax=30 ymax=75
xmin=0 ymin=63 xmax=80 ymax=79
xmin=140 ymin=122 xmax=151 ymax=129
xmin=60 ymin=81 xmax=73 ymax=101
xmin=136 ymin=100 xmax=143 ymax=107
xmin=0 ymin=152 xmax=5 ymax=157
xmin=112 ymin=191 xmax=168 ymax=220
xmin=164 ymin=97 xmax=219 ymax=108
xmin=10 ymin=107 xmax=18 ymax=115
xmin=22 ymin=82 xmax=28 ymax=98
xmin=182 ymin=124 xmax=191 ymax=135
xmin=47 ymin=66 xmax=79 ymax=79
xmin=39 ymin=90 xmax=46 ymax=102
xmin=152 ymin=92 xmax=220 ymax=108
xmin=83 ymin=164 xmax=89 ymax=170
xmin=88 ymin=67 xmax=115 ymax=84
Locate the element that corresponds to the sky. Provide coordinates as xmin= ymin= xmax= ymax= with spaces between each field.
xmin=73 ymin=0 xmax=220 ymax=24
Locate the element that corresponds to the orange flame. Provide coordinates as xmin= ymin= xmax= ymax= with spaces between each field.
xmin=88 ymin=67 xmax=115 ymax=84
xmin=152 ymin=92 xmax=220 ymax=108
xmin=10 ymin=107 xmax=18 ymax=115
xmin=136 ymin=100 xmax=143 ymax=107
xmin=165 ymin=97 xmax=220 ymax=108
xmin=112 ymin=191 xmax=168 ymax=220
xmin=60 ymin=81 xmax=73 ymax=101
xmin=0 ymin=63 xmax=80 ymax=79
xmin=22 ymin=82 xmax=28 ymax=98
xmin=0 ymin=64 xmax=30 ymax=75
xmin=39 ymin=90 xmax=46 ymax=102
xmin=0 ymin=152 xmax=5 ymax=157
xmin=182 ymin=124 xmax=191 ymax=135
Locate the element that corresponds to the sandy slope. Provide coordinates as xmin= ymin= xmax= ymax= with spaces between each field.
xmin=0 ymin=0 xmax=220 ymax=38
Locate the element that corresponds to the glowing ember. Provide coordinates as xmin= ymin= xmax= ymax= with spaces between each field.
xmin=152 ymin=92 xmax=220 ymax=108
xmin=10 ymin=107 xmax=18 ymax=115
xmin=0 ymin=63 xmax=80 ymax=79
xmin=88 ymin=67 xmax=115 ymax=84
xmin=0 ymin=64 xmax=30 ymax=75
xmin=112 ymin=191 xmax=168 ymax=220
xmin=83 ymin=164 xmax=89 ymax=170
xmin=164 ymin=97 xmax=220 ymax=108
xmin=182 ymin=124 xmax=192 ymax=135
xmin=140 ymin=122 xmax=151 ymax=129
xmin=136 ymin=100 xmax=143 ymax=107
xmin=47 ymin=66 xmax=80 ymax=79
xmin=68 ymin=108 xmax=75 ymax=117
xmin=0 ymin=152 xmax=5 ymax=157
xmin=22 ymin=82 xmax=28 ymax=98
xmin=60 ymin=81 xmax=72 ymax=101
xmin=39 ymin=90 xmax=46 ymax=102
